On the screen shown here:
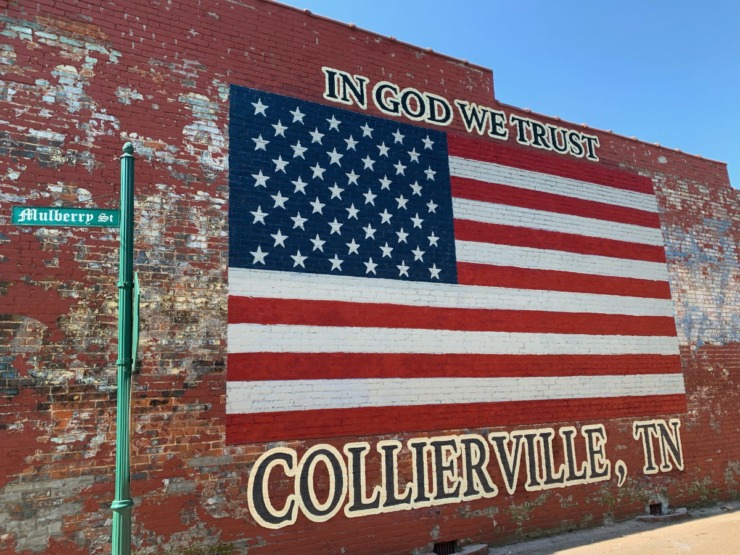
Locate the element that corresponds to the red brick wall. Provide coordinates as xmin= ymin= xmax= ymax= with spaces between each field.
xmin=0 ymin=1 xmax=737 ymax=553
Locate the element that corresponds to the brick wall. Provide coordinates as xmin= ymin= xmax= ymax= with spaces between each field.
xmin=0 ymin=1 xmax=737 ymax=553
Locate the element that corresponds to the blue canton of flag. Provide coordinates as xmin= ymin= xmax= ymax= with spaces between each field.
xmin=229 ymin=85 xmax=458 ymax=283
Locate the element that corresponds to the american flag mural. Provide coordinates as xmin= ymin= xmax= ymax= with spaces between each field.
xmin=226 ymin=84 xmax=685 ymax=444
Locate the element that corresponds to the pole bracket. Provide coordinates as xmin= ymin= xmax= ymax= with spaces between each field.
xmin=111 ymin=499 xmax=134 ymax=511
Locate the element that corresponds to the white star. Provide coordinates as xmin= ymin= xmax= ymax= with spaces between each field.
xmin=346 ymin=238 xmax=360 ymax=255
xmin=427 ymin=200 xmax=438 ymax=213
xmin=346 ymin=204 xmax=359 ymax=220
xmin=327 ymin=148 xmax=343 ymax=166
xmin=395 ymin=195 xmax=408 ymax=210
xmin=271 ymin=191 xmax=289 ymax=208
xmin=429 ymin=264 xmax=441 ymax=280
xmin=362 ymin=223 xmax=376 ymax=239
xmin=361 ymin=155 xmax=375 ymax=170
xmin=346 ymin=170 xmax=360 ymax=186
xmin=364 ymin=257 xmax=378 ymax=275
xmin=377 ymin=142 xmax=390 ymax=157
xmin=272 ymin=155 xmax=289 ymax=173
xmin=272 ymin=120 xmax=287 ymax=137
xmin=250 ymin=245 xmax=268 ymax=264
xmin=394 ymin=161 xmax=407 ymax=175
xmin=380 ymin=242 xmax=393 ymax=258
xmin=329 ymin=254 xmax=343 ymax=271
xmin=424 ymin=166 xmax=436 ymax=180
xmin=291 ymin=250 xmax=307 ymax=268
xmin=397 ymin=261 xmax=410 ymax=277
xmin=410 ymin=181 xmax=423 ymax=196
xmin=310 ymin=234 xmax=326 ymax=252
xmin=326 ymin=115 xmax=341 ymax=131
xmin=428 ymin=232 xmax=439 ymax=247
xmin=309 ymin=127 xmax=325 ymax=143
xmin=252 ymin=98 xmax=268 ymax=116
xmin=311 ymin=163 xmax=326 ymax=180
xmin=378 ymin=175 xmax=392 ymax=190
xmin=310 ymin=197 xmax=325 ymax=214
xmin=271 ymin=229 xmax=288 ymax=247
xmin=328 ymin=218 xmax=343 ymax=235
xmin=422 ymin=135 xmax=434 ymax=149
xmin=396 ymin=228 xmax=409 ymax=243
xmin=252 ymin=170 xmax=269 ymax=187
xmin=412 ymin=246 xmax=425 ymax=261
xmin=392 ymin=129 xmax=405 ymax=144
xmin=328 ymin=183 xmax=344 ymax=199
xmin=292 ymin=176 xmax=308 ymax=194
xmin=290 ymin=107 xmax=305 ymax=123
xmin=360 ymin=123 xmax=373 ymax=137
xmin=363 ymin=189 xmax=377 ymax=205
xmin=410 ymin=213 xmax=424 ymax=228
xmin=291 ymin=212 xmax=307 ymax=229
xmin=291 ymin=141 xmax=308 ymax=158
xmin=344 ymin=135 xmax=358 ymax=150
xmin=251 ymin=206 xmax=268 ymax=224
xmin=252 ymin=134 xmax=269 ymax=150
xmin=408 ymin=148 xmax=420 ymax=163
xmin=379 ymin=209 xmax=393 ymax=224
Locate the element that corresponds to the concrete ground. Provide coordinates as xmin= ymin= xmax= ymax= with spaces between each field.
xmin=488 ymin=500 xmax=739 ymax=554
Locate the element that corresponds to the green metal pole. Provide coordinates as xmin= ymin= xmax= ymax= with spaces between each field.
xmin=112 ymin=142 xmax=135 ymax=555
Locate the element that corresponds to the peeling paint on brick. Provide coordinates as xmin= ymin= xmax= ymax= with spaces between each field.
xmin=0 ymin=476 xmax=96 ymax=553
xmin=179 ymin=91 xmax=228 ymax=179
xmin=663 ymin=209 xmax=740 ymax=346
xmin=115 ymin=86 xmax=144 ymax=105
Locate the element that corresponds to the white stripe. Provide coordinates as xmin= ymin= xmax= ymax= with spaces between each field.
xmin=448 ymin=155 xmax=658 ymax=213
xmin=456 ymin=241 xmax=669 ymax=281
xmin=228 ymin=268 xmax=675 ymax=317
xmin=225 ymin=374 xmax=686 ymax=414
xmin=227 ymin=323 xmax=680 ymax=355
xmin=453 ymin=198 xmax=664 ymax=246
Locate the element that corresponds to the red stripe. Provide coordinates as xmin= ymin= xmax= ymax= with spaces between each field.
xmin=227 ymin=353 xmax=682 ymax=381
xmin=457 ymin=262 xmax=673 ymax=299
xmin=451 ymin=177 xmax=661 ymax=228
xmin=448 ymin=134 xmax=655 ymax=195
xmin=228 ymin=297 xmax=677 ymax=336
xmin=225 ymin=395 xmax=688 ymax=444
xmin=454 ymin=219 xmax=667 ymax=263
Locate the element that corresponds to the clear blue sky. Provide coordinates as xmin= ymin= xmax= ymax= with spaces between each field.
xmin=278 ymin=0 xmax=740 ymax=188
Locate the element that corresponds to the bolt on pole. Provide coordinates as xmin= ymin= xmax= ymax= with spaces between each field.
xmin=111 ymin=142 xmax=135 ymax=555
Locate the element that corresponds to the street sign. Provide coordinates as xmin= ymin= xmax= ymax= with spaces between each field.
xmin=11 ymin=206 xmax=120 ymax=227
